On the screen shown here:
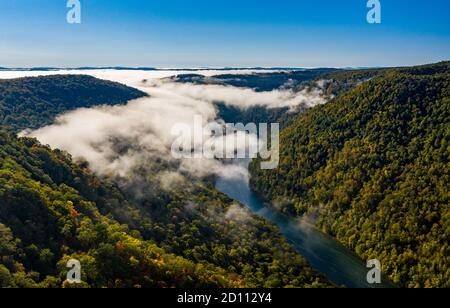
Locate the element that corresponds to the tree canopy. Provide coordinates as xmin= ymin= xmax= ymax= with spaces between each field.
xmin=0 ymin=75 xmax=146 ymax=133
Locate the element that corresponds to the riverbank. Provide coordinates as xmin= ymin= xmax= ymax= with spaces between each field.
xmin=215 ymin=164 xmax=395 ymax=288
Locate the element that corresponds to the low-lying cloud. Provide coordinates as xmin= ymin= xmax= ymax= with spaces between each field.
xmin=15 ymin=70 xmax=327 ymax=183
xmin=143 ymin=79 xmax=326 ymax=110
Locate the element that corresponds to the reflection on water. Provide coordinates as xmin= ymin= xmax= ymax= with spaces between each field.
xmin=216 ymin=164 xmax=394 ymax=288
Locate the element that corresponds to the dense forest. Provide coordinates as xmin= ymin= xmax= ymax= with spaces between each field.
xmin=306 ymin=68 xmax=388 ymax=98
xmin=250 ymin=61 xmax=450 ymax=288
xmin=0 ymin=131 xmax=244 ymax=288
xmin=0 ymin=75 xmax=331 ymax=288
xmin=0 ymin=75 xmax=146 ymax=133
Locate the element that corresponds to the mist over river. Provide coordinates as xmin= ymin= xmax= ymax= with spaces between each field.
xmin=215 ymin=162 xmax=395 ymax=288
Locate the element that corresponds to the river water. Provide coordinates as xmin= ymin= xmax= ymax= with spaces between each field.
xmin=216 ymin=166 xmax=394 ymax=288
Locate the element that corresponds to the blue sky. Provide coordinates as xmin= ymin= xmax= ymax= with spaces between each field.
xmin=0 ymin=0 xmax=449 ymax=68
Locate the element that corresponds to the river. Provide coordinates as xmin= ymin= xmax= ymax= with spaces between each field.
xmin=216 ymin=165 xmax=395 ymax=288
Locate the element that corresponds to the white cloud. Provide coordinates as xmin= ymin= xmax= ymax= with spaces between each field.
xmin=14 ymin=69 xmax=326 ymax=180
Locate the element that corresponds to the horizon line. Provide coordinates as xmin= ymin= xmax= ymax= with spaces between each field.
xmin=1 ymin=60 xmax=448 ymax=72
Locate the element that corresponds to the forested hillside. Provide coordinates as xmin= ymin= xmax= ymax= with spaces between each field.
xmin=0 ymin=75 xmax=331 ymax=288
xmin=0 ymin=131 xmax=242 ymax=288
xmin=307 ymin=68 xmax=388 ymax=98
xmin=0 ymin=75 xmax=146 ymax=133
xmin=250 ymin=61 xmax=450 ymax=288
xmin=0 ymin=131 xmax=330 ymax=288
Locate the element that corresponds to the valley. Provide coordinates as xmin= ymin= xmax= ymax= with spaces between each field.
xmin=0 ymin=62 xmax=448 ymax=288
xmin=0 ymin=71 xmax=333 ymax=288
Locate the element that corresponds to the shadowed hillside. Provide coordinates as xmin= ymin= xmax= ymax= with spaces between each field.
xmin=0 ymin=75 xmax=147 ymax=133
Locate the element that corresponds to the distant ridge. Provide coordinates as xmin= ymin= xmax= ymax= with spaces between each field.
xmin=3 ymin=63 xmax=447 ymax=72
xmin=0 ymin=66 xmax=311 ymax=72
xmin=0 ymin=67 xmax=157 ymax=72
